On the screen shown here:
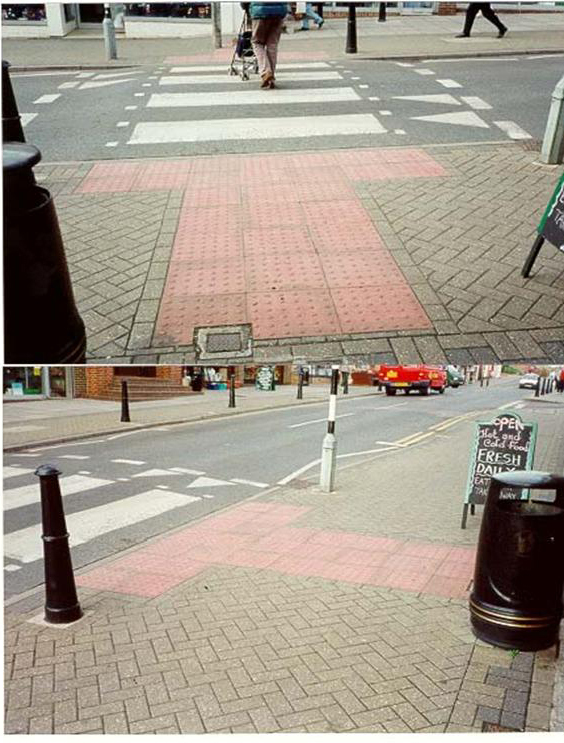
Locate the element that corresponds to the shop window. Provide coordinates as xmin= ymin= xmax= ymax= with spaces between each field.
xmin=125 ymin=3 xmax=211 ymax=18
xmin=3 ymin=367 xmax=43 ymax=396
xmin=78 ymin=3 xmax=105 ymax=23
xmin=2 ymin=4 xmax=46 ymax=21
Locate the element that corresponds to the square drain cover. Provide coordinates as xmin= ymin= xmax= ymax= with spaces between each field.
xmin=207 ymin=333 xmax=242 ymax=353
xmin=194 ymin=324 xmax=252 ymax=361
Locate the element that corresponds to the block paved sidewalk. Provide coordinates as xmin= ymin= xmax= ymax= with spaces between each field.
xmin=3 ymin=12 xmax=564 ymax=70
xmin=36 ymin=143 xmax=564 ymax=365
xmin=4 ymin=397 xmax=564 ymax=734
xmin=2 ymin=383 xmax=372 ymax=451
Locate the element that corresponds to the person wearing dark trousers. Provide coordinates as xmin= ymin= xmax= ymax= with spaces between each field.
xmin=456 ymin=3 xmax=507 ymax=38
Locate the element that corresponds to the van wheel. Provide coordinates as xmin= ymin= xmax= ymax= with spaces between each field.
xmin=439 ymin=386 xmax=445 ymax=394
xmin=405 ymin=389 xmax=411 ymax=395
xmin=385 ymin=387 xmax=397 ymax=396
xmin=419 ymin=387 xmax=429 ymax=396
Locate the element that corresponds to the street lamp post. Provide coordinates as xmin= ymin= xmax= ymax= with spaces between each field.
xmin=378 ymin=2 xmax=387 ymax=22
xmin=346 ymin=3 xmax=358 ymax=54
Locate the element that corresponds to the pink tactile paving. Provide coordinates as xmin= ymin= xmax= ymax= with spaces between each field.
xmin=72 ymin=147 xmax=448 ymax=340
xmin=76 ymin=502 xmax=476 ymax=600
xmin=332 ymin=285 xmax=434 ymax=333
xmin=245 ymin=252 xmax=327 ymax=292
xmin=243 ymin=226 xmax=316 ymax=255
xmin=248 ymin=290 xmax=342 ymax=339
xmin=165 ymin=259 xmax=246 ymax=296
xmin=154 ymin=294 xmax=248 ymax=345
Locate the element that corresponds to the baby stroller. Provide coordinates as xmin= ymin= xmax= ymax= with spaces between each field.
xmin=229 ymin=8 xmax=258 ymax=81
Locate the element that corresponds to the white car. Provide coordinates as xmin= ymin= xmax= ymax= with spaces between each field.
xmin=519 ymin=373 xmax=539 ymax=389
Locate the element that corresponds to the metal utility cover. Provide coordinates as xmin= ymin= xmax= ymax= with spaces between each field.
xmin=194 ymin=324 xmax=252 ymax=361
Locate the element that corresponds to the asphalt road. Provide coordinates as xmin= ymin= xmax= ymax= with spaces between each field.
xmin=11 ymin=54 xmax=564 ymax=161
xmin=4 ymin=377 xmax=534 ymax=600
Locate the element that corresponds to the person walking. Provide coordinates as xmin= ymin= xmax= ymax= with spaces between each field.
xmin=456 ymin=2 xmax=507 ymax=38
xmin=248 ymin=2 xmax=289 ymax=89
xmin=296 ymin=2 xmax=324 ymax=31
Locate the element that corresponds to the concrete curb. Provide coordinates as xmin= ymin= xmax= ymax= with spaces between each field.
xmin=2 ymin=389 xmax=379 ymax=452
xmin=10 ymin=47 xmax=564 ymax=73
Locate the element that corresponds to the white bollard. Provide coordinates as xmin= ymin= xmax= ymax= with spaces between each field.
xmin=319 ymin=365 xmax=340 ymax=493
xmin=541 ymin=74 xmax=564 ymax=165
xmin=102 ymin=5 xmax=117 ymax=61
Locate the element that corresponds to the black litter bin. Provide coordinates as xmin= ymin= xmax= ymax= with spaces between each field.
xmin=470 ymin=470 xmax=564 ymax=651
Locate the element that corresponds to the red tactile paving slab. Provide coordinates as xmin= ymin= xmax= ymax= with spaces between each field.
xmin=77 ymin=502 xmax=475 ymax=600
xmin=248 ymin=289 xmax=342 ymax=339
xmin=243 ymin=226 xmax=316 ymax=256
xmin=155 ymin=294 xmax=248 ymax=345
xmin=245 ymin=251 xmax=327 ymax=292
xmin=132 ymin=161 xmax=193 ymax=191
xmin=242 ymin=202 xmax=306 ymax=229
xmin=182 ymin=186 xmax=242 ymax=208
xmin=319 ymin=252 xmax=406 ymax=287
xmin=165 ymin=259 xmax=246 ymax=296
xmin=332 ymin=285 xmax=433 ymax=333
xmin=309 ymin=225 xmax=385 ymax=254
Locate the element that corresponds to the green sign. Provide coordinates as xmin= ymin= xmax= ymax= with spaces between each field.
xmin=462 ymin=411 xmax=537 ymax=528
xmin=523 ymin=173 xmax=564 ymax=277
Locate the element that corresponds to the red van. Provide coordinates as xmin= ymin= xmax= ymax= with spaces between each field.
xmin=377 ymin=365 xmax=447 ymax=396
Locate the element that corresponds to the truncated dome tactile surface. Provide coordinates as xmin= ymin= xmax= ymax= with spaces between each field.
xmin=77 ymin=148 xmax=446 ymax=344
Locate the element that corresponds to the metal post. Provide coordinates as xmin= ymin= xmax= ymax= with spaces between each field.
xmin=342 ymin=370 xmax=349 ymax=395
xmin=378 ymin=2 xmax=386 ymax=22
xmin=36 ymin=465 xmax=83 ymax=624
xmin=535 ymin=377 xmax=540 ymax=397
xmin=346 ymin=3 xmax=357 ymax=54
xmin=120 ymin=380 xmax=130 ymax=422
xmin=228 ymin=373 xmax=236 ymax=408
xmin=541 ymin=377 xmax=547 ymax=395
xmin=540 ymin=73 xmax=564 ymax=165
xmin=297 ymin=369 xmax=304 ymax=400
xmin=320 ymin=366 xmax=339 ymax=493
xmin=211 ymin=1 xmax=222 ymax=49
xmin=102 ymin=5 xmax=117 ymax=61
xmin=271 ymin=367 xmax=276 ymax=391
xmin=522 ymin=234 xmax=545 ymax=279
xmin=479 ymin=365 xmax=484 ymax=387
xmin=2 ymin=60 xmax=25 ymax=143
xmin=486 ymin=374 xmax=490 ymax=388
xmin=316 ymin=3 xmax=324 ymax=18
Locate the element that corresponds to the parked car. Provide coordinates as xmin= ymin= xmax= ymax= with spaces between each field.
xmin=519 ymin=373 xmax=539 ymax=389
xmin=377 ymin=365 xmax=447 ymax=396
xmin=446 ymin=365 xmax=465 ymax=388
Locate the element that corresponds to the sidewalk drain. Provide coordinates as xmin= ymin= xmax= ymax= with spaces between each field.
xmin=194 ymin=324 xmax=253 ymax=361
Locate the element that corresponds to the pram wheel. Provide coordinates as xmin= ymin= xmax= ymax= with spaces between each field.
xmin=229 ymin=66 xmax=237 ymax=76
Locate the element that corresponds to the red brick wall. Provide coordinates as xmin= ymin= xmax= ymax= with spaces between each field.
xmin=436 ymin=3 xmax=459 ymax=15
xmin=156 ymin=366 xmax=184 ymax=383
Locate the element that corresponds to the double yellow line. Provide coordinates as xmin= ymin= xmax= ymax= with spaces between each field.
xmin=391 ymin=412 xmax=477 ymax=448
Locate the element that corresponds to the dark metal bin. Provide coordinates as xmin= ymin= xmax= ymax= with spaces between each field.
xmin=470 ymin=470 xmax=564 ymax=651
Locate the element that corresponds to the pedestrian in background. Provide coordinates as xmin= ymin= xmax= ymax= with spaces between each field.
xmin=456 ymin=2 xmax=507 ymax=38
xmin=248 ymin=2 xmax=289 ymax=89
xmin=296 ymin=2 xmax=324 ymax=31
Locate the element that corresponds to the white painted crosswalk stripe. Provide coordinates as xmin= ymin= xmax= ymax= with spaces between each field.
xmin=494 ymin=121 xmax=532 ymax=140
xmin=412 ymin=111 xmax=489 ymax=128
xmin=148 ymin=87 xmax=361 ymax=108
xmin=4 ymin=490 xmax=198 ymax=564
xmin=128 ymin=114 xmax=386 ymax=145
xmin=20 ymin=113 xmax=38 ymax=126
xmin=3 ymin=467 xmax=34 ymax=480
xmin=3 ymin=475 xmax=113 ymax=512
xmin=159 ymin=71 xmax=342 ymax=85
xmin=170 ymin=62 xmax=331 ymax=73
xmin=33 ymin=94 xmax=61 ymax=103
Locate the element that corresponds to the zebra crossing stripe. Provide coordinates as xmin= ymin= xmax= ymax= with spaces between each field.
xmin=20 ymin=113 xmax=38 ymax=127
xmin=148 ymin=88 xmax=361 ymax=108
xmin=159 ymin=71 xmax=342 ymax=85
xmin=4 ymin=490 xmax=197 ymax=564
xmin=128 ymin=114 xmax=386 ymax=145
xmin=169 ymin=62 xmax=331 ymax=73
xmin=3 ymin=467 xmax=34 ymax=479
xmin=3 ymin=475 xmax=113 ymax=512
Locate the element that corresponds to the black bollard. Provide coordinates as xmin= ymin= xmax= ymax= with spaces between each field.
xmin=120 ymin=380 xmax=130 ymax=422
xmin=228 ymin=374 xmax=236 ymax=408
xmin=271 ymin=367 xmax=276 ymax=391
xmin=4 ymin=143 xmax=86 ymax=363
xmin=36 ymin=465 xmax=83 ymax=624
xmin=378 ymin=2 xmax=386 ymax=22
xmin=541 ymin=377 xmax=547 ymax=395
xmin=315 ymin=2 xmax=324 ymax=18
xmin=346 ymin=3 xmax=357 ymax=54
xmin=297 ymin=369 xmax=304 ymax=400
xmin=2 ymin=60 xmax=25 ymax=143
xmin=342 ymin=370 xmax=349 ymax=395
xmin=535 ymin=377 xmax=540 ymax=397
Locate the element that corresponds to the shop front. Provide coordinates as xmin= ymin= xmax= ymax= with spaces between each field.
xmin=3 ymin=367 xmax=72 ymax=399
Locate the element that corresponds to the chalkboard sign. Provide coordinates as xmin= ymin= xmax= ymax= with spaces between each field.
xmin=522 ymin=173 xmax=564 ymax=277
xmin=461 ymin=411 xmax=537 ymax=528
xmin=255 ymin=366 xmax=274 ymax=391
